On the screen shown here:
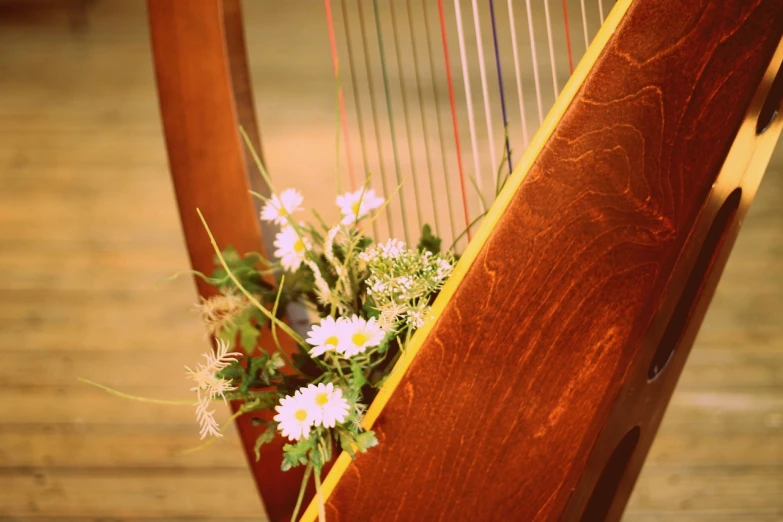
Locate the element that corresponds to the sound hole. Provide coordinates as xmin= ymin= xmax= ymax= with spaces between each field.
xmin=647 ymin=188 xmax=742 ymax=381
xmin=579 ymin=426 xmax=641 ymax=522
xmin=757 ymin=62 xmax=783 ymax=134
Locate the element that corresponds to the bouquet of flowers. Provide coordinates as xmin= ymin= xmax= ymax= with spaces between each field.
xmin=182 ymin=171 xmax=453 ymax=517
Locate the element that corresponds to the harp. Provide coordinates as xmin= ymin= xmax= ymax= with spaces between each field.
xmin=147 ymin=0 xmax=783 ymax=520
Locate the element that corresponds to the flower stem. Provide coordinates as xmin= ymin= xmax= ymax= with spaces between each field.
xmin=271 ymin=276 xmax=305 ymax=376
xmin=290 ymin=462 xmax=313 ymax=522
xmin=329 ymin=352 xmax=347 ymax=383
xmin=78 ymin=378 xmax=195 ymax=405
xmin=448 ymin=210 xmax=489 ymax=253
xmin=197 ymin=209 xmax=306 ymax=347
xmin=239 ymin=126 xmax=276 ymax=194
xmin=314 ymin=467 xmax=326 ymax=522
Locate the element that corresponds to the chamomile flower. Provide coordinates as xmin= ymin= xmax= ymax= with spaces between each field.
xmin=340 ymin=315 xmax=385 ymax=357
xmin=306 ymin=316 xmax=347 ymax=357
xmin=274 ymin=390 xmax=315 ymax=441
xmin=303 ymin=382 xmax=350 ymax=428
xmin=336 ymin=188 xmax=384 ymax=225
xmin=273 ymin=226 xmax=310 ymax=272
xmin=260 ymin=188 xmax=304 ymax=225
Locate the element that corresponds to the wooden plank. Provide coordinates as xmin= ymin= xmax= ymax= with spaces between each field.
xmin=4 ymin=347 xmax=782 ymax=388
xmin=623 ymin=512 xmax=783 ymax=522
xmin=625 ymin=466 xmax=783 ymax=512
xmin=2 ymin=426 xmax=779 ymax=470
xmin=0 ymin=0 xmax=780 ymax=520
xmin=1 ymin=466 xmax=780 ymax=518
xmin=0 ymin=472 xmax=261 ymax=518
xmin=4 ymin=387 xmax=782 ymax=429
xmin=0 ymin=428 xmax=250 ymax=469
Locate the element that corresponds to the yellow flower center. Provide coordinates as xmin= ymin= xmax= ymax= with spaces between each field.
xmin=294 ymin=239 xmax=306 ymax=253
xmin=325 ymin=335 xmax=339 ymax=347
xmin=315 ymin=393 xmax=329 ymax=407
xmin=352 ymin=332 xmax=368 ymax=347
xmin=351 ymin=201 xmax=362 ymax=216
xmin=294 ymin=409 xmax=308 ymax=422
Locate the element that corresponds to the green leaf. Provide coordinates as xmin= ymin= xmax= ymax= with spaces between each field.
xmin=362 ymin=297 xmax=380 ymax=320
xmin=310 ymin=442 xmax=324 ymax=473
xmin=350 ymin=360 xmax=367 ymax=389
xmin=217 ymin=322 xmax=239 ymax=346
xmin=356 ymin=236 xmax=373 ymax=251
xmin=253 ymin=424 xmax=277 ymax=461
xmin=354 ymin=430 xmax=378 ymax=453
xmin=282 ymin=438 xmax=312 ymax=471
xmin=267 ymin=352 xmax=285 ymax=371
xmin=417 ymin=224 xmax=442 ymax=255
xmin=375 ymin=332 xmax=394 ymax=355
xmin=216 ymin=359 xmax=244 ymax=382
xmin=238 ymin=322 xmax=260 ymax=355
xmin=337 ymin=429 xmax=357 ymax=459
xmin=210 ymin=246 xmax=271 ymax=295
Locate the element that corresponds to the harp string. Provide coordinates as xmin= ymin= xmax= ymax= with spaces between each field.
xmin=405 ymin=0 xmax=442 ymax=238
xmin=506 ymin=0 xmax=530 ymax=148
xmin=561 ymin=0 xmax=575 ymax=73
xmin=372 ymin=0 xmax=411 ymax=245
xmin=580 ymin=0 xmax=590 ymax=50
xmin=319 ymin=0 xmax=609 ymax=248
xmin=389 ymin=1 xmax=425 ymax=232
xmin=422 ymin=0 xmax=458 ymax=242
xmin=355 ymin=0 xmax=394 ymax=238
xmin=339 ymin=0 xmax=379 ymax=238
xmin=470 ymin=0 xmax=498 ymax=186
xmin=437 ymin=0 xmax=472 ymax=242
xmin=543 ymin=0 xmax=560 ymax=99
xmin=323 ymin=0 xmax=357 ymax=190
xmin=488 ymin=0 xmax=513 ymax=176
xmin=453 ymin=0 xmax=482 ymax=215
xmin=525 ymin=0 xmax=545 ymax=124
xmin=599 ymin=0 xmax=606 ymax=24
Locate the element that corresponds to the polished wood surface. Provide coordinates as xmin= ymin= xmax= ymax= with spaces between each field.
xmin=147 ymin=1 xmax=306 ymax=519
xmin=0 ymin=1 xmax=781 ymax=520
xmin=313 ymin=1 xmax=783 ymax=520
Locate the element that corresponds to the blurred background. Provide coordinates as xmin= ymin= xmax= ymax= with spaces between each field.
xmin=0 ymin=0 xmax=781 ymax=520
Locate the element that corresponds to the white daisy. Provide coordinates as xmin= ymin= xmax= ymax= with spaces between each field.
xmin=340 ymin=315 xmax=386 ymax=357
xmin=273 ymin=389 xmax=316 ymax=441
xmin=260 ymin=188 xmax=304 ymax=225
xmin=303 ymin=382 xmax=350 ymax=428
xmin=336 ymin=188 xmax=385 ymax=225
xmin=273 ymin=226 xmax=310 ymax=272
xmin=306 ymin=316 xmax=347 ymax=357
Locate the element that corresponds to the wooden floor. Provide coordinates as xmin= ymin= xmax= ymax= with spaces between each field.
xmin=0 ymin=1 xmax=781 ymax=520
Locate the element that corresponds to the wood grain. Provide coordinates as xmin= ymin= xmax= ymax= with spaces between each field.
xmin=318 ymin=2 xmax=783 ymax=520
xmin=147 ymin=1 xmax=305 ymax=519
xmin=1 ymin=0 xmax=781 ymax=520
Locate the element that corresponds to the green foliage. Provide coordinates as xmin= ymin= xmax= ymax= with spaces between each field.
xmin=192 ymin=206 xmax=454 ymax=496
xmin=211 ymin=246 xmax=271 ymax=295
xmin=336 ymin=428 xmax=377 ymax=459
xmin=253 ymin=423 xmax=277 ymax=461
xmin=282 ymin=438 xmax=313 ymax=471
xmin=217 ymin=306 xmax=269 ymax=355
xmin=350 ymin=360 xmax=367 ymax=389
xmin=417 ymin=224 xmax=442 ymax=255
xmin=355 ymin=430 xmax=378 ymax=452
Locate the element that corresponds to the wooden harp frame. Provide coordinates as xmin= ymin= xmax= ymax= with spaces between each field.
xmin=148 ymin=0 xmax=783 ymax=520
